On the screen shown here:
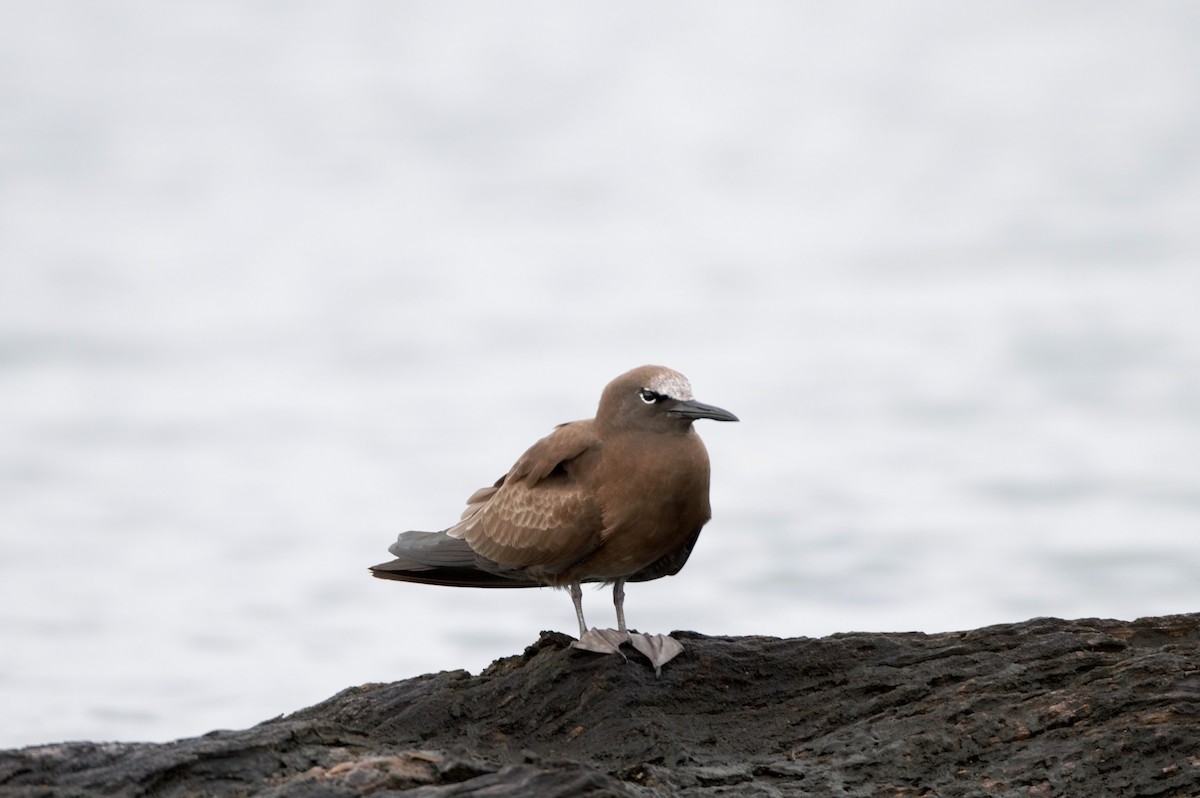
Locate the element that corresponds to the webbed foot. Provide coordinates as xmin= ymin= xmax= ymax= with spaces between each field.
xmin=629 ymin=633 xmax=684 ymax=676
xmin=571 ymin=628 xmax=631 ymax=659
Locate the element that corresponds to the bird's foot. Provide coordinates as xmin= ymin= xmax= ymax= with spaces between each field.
xmin=571 ymin=628 xmax=630 ymax=659
xmin=628 ymin=632 xmax=684 ymax=677
xmin=571 ymin=629 xmax=684 ymax=675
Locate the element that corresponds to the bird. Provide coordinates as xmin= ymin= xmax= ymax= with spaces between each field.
xmin=370 ymin=365 xmax=738 ymax=673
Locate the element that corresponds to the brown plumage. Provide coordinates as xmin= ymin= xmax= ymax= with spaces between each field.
xmin=370 ymin=365 xmax=738 ymax=670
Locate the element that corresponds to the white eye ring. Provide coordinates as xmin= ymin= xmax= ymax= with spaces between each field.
xmin=639 ymin=389 xmax=659 ymax=404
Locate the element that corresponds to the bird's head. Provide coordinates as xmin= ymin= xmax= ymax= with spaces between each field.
xmin=599 ymin=365 xmax=739 ymax=434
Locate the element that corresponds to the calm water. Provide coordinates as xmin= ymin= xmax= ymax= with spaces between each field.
xmin=2 ymin=2 xmax=1199 ymax=749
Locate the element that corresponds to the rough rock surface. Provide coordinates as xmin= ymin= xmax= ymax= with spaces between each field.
xmin=4 ymin=614 xmax=1200 ymax=796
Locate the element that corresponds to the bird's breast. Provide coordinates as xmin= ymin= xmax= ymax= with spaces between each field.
xmin=566 ymin=432 xmax=712 ymax=580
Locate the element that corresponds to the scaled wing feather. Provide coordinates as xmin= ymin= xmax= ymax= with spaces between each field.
xmin=449 ymin=421 xmax=603 ymax=573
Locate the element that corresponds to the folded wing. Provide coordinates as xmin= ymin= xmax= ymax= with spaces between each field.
xmin=371 ymin=420 xmax=605 ymax=588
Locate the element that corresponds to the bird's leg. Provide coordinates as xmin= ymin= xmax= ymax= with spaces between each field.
xmin=569 ymin=580 xmax=628 ymax=658
xmin=617 ymin=577 xmax=685 ymax=675
xmin=569 ymin=581 xmax=588 ymax=638
xmin=613 ymin=578 xmax=627 ymax=633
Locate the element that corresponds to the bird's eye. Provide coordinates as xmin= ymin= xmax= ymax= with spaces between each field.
xmin=640 ymin=389 xmax=661 ymax=404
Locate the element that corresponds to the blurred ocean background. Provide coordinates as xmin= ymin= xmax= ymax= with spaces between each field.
xmin=2 ymin=1 xmax=1199 ymax=749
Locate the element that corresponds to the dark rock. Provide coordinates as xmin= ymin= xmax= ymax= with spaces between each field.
xmin=4 ymin=615 xmax=1200 ymax=796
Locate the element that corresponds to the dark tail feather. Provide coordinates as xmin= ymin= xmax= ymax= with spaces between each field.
xmin=369 ymin=560 xmax=537 ymax=588
xmin=369 ymin=529 xmax=539 ymax=589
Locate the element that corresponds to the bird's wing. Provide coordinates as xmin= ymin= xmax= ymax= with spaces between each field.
xmin=370 ymin=530 xmax=541 ymax=587
xmin=447 ymin=420 xmax=604 ymax=573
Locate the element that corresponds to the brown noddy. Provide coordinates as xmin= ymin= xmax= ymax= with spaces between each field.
xmin=370 ymin=365 xmax=738 ymax=673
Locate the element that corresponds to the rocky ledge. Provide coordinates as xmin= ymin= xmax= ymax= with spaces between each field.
xmin=4 ymin=614 xmax=1200 ymax=797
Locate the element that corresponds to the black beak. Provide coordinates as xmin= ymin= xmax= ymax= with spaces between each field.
xmin=668 ymin=399 xmax=739 ymax=422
